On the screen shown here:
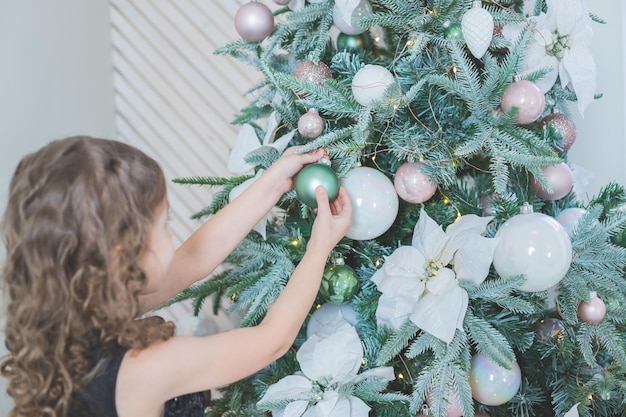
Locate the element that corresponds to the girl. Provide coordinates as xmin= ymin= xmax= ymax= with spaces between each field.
xmin=1 ymin=136 xmax=352 ymax=417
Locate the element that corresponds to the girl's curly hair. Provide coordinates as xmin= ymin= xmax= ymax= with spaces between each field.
xmin=1 ymin=136 xmax=176 ymax=417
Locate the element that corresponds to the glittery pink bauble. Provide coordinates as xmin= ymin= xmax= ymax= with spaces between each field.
xmin=540 ymin=113 xmax=577 ymax=151
xmin=578 ymin=292 xmax=606 ymax=324
xmin=426 ymin=390 xmax=463 ymax=417
xmin=294 ymin=60 xmax=332 ymax=85
xmin=500 ymin=79 xmax=545 ymax=124
xmin=393 ymin=162 xmax=437 ymax=203
xmin=530 ymin=163 xmax=573 ymax=201
xmin=298 ymin=109 xmax=324 ymax=138
xmin=234 ymin=2 xmax=274 ymax=42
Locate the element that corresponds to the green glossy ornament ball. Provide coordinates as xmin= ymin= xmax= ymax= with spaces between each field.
xmin=320 ymin=263 xmax=359 ymax=304
xmin=337 ymin=32 xmax=372 ymax=52
xmin=295 ymin=163 xmax=339 ymax=208
xmin=444 ymin=23 xmax=463 ymax=40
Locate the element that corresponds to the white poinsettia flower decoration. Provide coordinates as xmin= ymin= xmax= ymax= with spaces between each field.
xmin=502 ymin=0 xmax=596 ymax=115
xmin=258 ymin=320 xmax=395 ymax=417
xmin=372 ymin=209 xmax=498 ymax=343
xmin=227 ymin=111 xmax=294 ymax=174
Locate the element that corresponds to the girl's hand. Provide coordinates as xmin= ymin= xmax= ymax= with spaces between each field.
xmin=266 ymin=147 xmax=327 ymax=195
xmin=308 ymin=186 xmax=352 ymax=253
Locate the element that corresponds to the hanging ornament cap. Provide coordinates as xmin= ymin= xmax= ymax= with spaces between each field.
xmin=520 ymin=202 xmax=534 ymax=214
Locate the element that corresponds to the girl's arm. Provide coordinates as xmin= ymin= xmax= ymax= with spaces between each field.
xmin=139 ymin=147 xmax=327 ymax=312
xmin=117 ymin=187 xmax=353 ymax=416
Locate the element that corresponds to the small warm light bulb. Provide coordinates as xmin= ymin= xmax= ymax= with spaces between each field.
xmin=406 ymin=39 xmax=414 ymax=47
xmin=451 ymin=66 xmax=458 ymax=75
xmin=397 ymin=372 xmax=405 ymax=380
xmin=290 ymin=237 xmax=301 ymax=247
xmin=442 ymin=197 xmax=450 ymax=204
xmin=361 ymin=358 xmax=367 ymax=366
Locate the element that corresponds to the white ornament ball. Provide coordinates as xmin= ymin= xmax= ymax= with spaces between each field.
xmin=343 ymin=166 xmax=399 ymax=240
xmin=493 ymin=204 xmax=572 ymax=292
xmin=306 ymin=303 xmax=359 ymax=338
xmin=469 ymin=353 xmax=521 ymax=406
xmin=530 ymin=163 xmax=573 ymax=201
xmin=556 ymin=207 xmax=588 ymax=235
xmin=234 ymin=2 xmax=275 ymax=42
xmin=332 ymin=0 xmax=373 ymax=35
xmin=298 ymin=109 xmax=324 ymax=138
xmin=351 ymin=65 xmax=395 ymax=106
xmin=394 ymin=162 xmax=437 ymax=203
xmin=461 ymin=0 xmax=494 ymax=58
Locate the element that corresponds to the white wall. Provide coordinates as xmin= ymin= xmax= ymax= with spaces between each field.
xmin=0 ymin=0 xmax=115 ymax=414
xmin=0 ymin=0 xmax=624 ymax=415
xmin=568 ymin=0 xmax=626 ymax=199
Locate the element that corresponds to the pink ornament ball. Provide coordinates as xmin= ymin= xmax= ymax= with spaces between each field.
xmin=298 ymin=109 xmax=324 ymax=139
xmin=294 ymin=60 xmax=333 ymax=85
xmin=234 ymin=2 xmax=274 ymax=43
xmin=540 ymin=113 xmax=577 ymax=151
xmin=426 ymin=389 xmax=463 ymax=417
xmin=578 ymin=291 xmax=606 ymax=324
xmin=500 ymin=79 xmax=545 ymax=124
xmin=393 ymin=162 xmax=437 ymax=203
xmin=530 ymin=163 xmax=573 ymax=201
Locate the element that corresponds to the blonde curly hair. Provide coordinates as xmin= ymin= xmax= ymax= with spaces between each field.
xmin=1 ymin=136 xmax=175 ymax=417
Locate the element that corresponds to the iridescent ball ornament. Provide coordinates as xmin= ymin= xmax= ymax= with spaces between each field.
xmin=351 ymin=64 xmax=395 ymax=106
xmin=295 ymin=161 xmax=339 ymax=208
xmin=530 ymin=162 xmax=573 ymax=201
xmin=393 ymin=161 xmax=437 ymax=204
xmin=298 ymin=109 xmax=324 ymax=139
xmin=556 ymin=207 xmax=588 ymax=235
xmin=306 ymin=302 xmax=359 ymax=338
xmin=294 ymin=60 xmax=333 ymax=85
xmin=425 ymin=390 xmax=463 ymax=417
xmin=578 ymin=291 xmax=606 ymax=324
xmin=540 ymin=112 xmax=577 ymax=151
xmin=342 ymin=166 xmax=399 ymax=240
xmin=500 ymin=77 xmax=545 ymax=124
xmin=332 ymin=0 xmax=373 ymax=35
xmin=493 ymin=203 xmax=572 ymax=292
xmin=320 ymin=260 xmax=359 ymax=304
xmin=234 ymin=2 xmax=275 ymax=43
xmin=469 ymin=353 xmax=522 ymax=406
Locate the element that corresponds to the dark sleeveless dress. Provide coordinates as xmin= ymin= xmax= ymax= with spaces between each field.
xmin=68 ymin=342 xmax=206 ymax=417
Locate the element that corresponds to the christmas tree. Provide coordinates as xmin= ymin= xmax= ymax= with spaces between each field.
xmin=167 ymin=0 xmax=626 ymax=416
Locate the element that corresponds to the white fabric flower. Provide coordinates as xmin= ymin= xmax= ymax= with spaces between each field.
xmin=372 ymin=209 xmax=498 ymax=343
xmin=502 ymin=0 xmax=596 ymax=115
xmin=227 ymin=107 xmax=294 ymax=239
xmin=258 ymin=320 xmax=395 ymax=417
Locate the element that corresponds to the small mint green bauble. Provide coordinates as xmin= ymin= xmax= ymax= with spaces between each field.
xmin=295 ymin=163 xmax=339 ymax=208
xmin=320 ymin=264 xmax=359 ymax=304
xmin=337 ymin=32 xmax=372 ymax=52
xmin=444 ymin=23 xmax=463 ymax=40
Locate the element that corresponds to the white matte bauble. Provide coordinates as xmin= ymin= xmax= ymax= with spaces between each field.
xmin=234 ymin=2 xmax=275 ymax=42
xmin=351 ymin=65 xmax=395 ymax=106
xmin=343 ymin=167 xmax=399 ymax=240
xmin=394 ymin=162 xmax=437 ymax=203
xmin=556 ymin=207 xmax=588 ymax=235
xmin=493 ymin=204 xmax=572 ymax=292
xmin=332 ymin=0 xmax=373 ymax=35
